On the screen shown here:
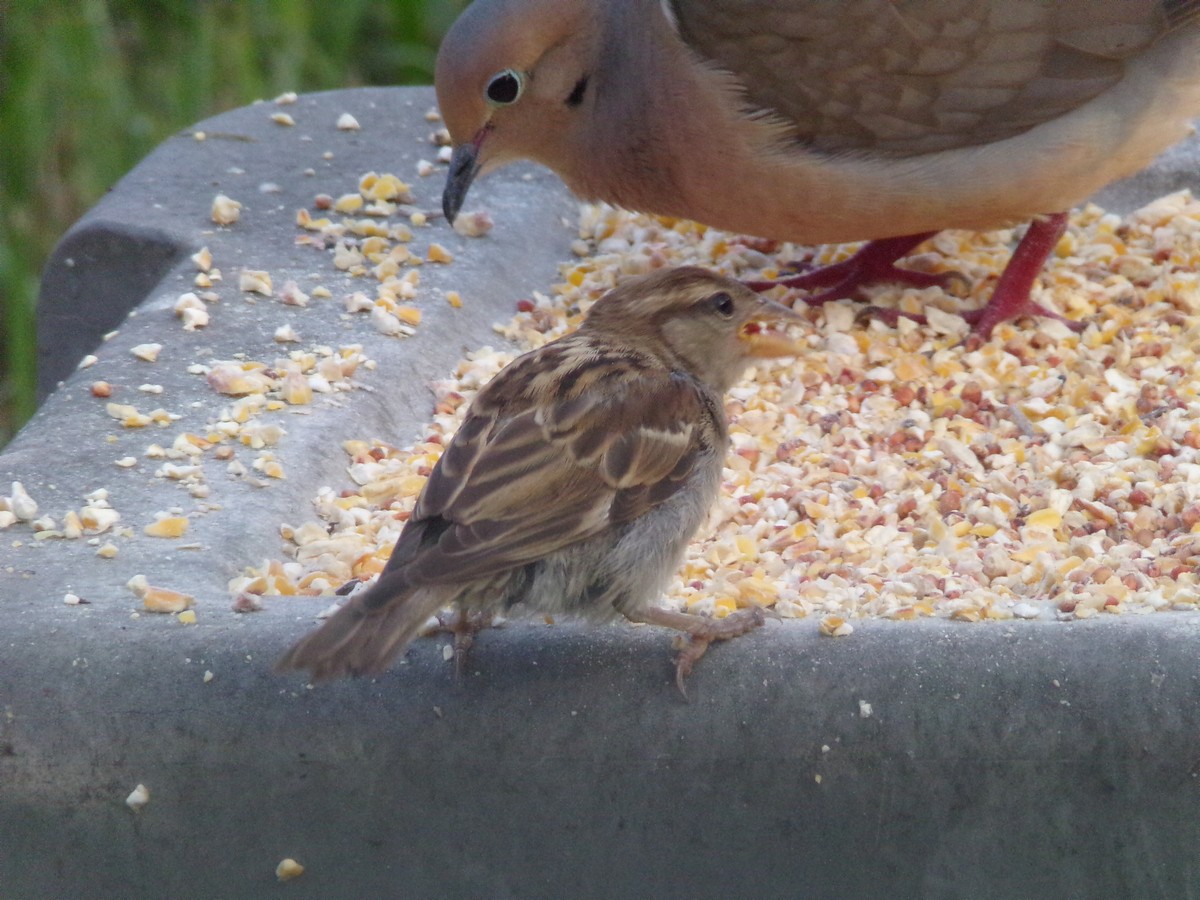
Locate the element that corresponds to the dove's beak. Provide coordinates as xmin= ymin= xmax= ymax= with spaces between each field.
xmin=739 ymin=300 xmax=805 ymax=358
xmin=442 ymin=128 xmax=487 ymax=224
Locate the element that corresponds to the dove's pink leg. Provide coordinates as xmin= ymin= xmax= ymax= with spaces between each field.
xmin=745 ymin=232 xmax=946 ymax=303
xmin=753 ymin=214 xmax=1084 ymax=339
xmin=958 ymin=212 xmax=1082 ymax=339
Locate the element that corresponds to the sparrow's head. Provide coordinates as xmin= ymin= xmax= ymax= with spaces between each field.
xmin=436 ymin=0 xmax=598 ymax=223
xmin=584 ymin=267 xmax=804 ymax=393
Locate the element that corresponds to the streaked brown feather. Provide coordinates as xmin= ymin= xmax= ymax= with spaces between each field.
xmin=403 ymin=351 xmax=711 ymax=585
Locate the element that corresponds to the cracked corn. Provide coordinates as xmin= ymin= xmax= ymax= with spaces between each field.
xmin=235 ymin=189 xmax=1200 ymax=626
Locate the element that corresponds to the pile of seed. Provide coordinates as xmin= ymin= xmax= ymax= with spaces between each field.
xmin=235 ymin=185 xmax=1200 ymax=627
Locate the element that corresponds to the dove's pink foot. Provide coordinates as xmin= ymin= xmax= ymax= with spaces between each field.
xmin=746 ymin=232 xmax=947 ymax=305
xmin=754 ymin=214 xmax=1084 ymax=339
xmin=959 ymin=212 xmax=1082 ymax=339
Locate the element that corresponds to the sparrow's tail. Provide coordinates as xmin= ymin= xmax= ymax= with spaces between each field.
xmin=275 ymin=577 xmax=451 ymax=681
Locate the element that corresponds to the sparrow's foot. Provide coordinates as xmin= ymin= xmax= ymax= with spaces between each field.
xmin=433 ymin=609 xmax=494 ymax=677
xmin=626 ymin=605 xmax=770 ymax=697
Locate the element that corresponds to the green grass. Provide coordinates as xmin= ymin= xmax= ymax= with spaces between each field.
xmin=0 ymin=0 xmax=463 ymax=446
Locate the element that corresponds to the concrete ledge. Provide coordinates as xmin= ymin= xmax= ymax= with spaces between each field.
xmin=4 ymin=88 xmax=1200 ymax=897
xmin=37 ymin=222 xmax=189 ymax=402
xmin=5 ymin=615 xmax=1200 ymax=897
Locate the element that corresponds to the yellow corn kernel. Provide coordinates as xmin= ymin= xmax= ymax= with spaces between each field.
xmin=144 ymin=517 xmax=189 ymax=538
xmin=1025 ymin=508 xmax=1062 ymax=530
xmin=143 ymin=586 xmax=194 ymax=613
xmin=818 ymin=615 xmax=854 ymax=637
xmin=295 ymin=209 xmax=332 ymax=231
xmin=1058 ymin=556 xmax=1085 ymax=576
xmin=713 ymin=596 xmax=738 ymax=617
xmin=361 ymin=172 xmax=411 ymax=202
xmin=394 ymin=306 xmax=422 ymax=326
xmin=282 ymin=370 xmax=313 ymax=405
xmin=275 ymin=859 xmax=305 ymax=882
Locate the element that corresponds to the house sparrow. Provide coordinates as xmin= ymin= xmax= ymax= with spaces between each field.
xmin=277 ymin=267 xmax=802 ymax=690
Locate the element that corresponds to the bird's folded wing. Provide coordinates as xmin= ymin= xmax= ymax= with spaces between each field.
xmin=400 ymin=371 xmax=709 ymax=585
xmin=667 ymin=0 xmax=1188 ymax=155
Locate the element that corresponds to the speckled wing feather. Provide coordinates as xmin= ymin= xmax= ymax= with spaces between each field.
xmin=380 ymin=341 xmax=712 ymax=589
xmin=667 ymin=0 xmax=1195 ymax=155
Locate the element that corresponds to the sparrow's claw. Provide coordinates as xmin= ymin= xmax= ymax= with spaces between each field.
xmin=673 ymin=607 xmax=768 ymax=697
xmin=673 ymin=636 xmax=711 ymax=697
xmin=628 ymin=605 xmax=769 ymax=697
xmin=434 ymin=609 xmax=495 ymax=677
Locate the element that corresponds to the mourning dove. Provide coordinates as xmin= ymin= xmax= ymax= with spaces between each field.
xmin=436 ymin=0 xmax=1200 ymax=336
xmin=278 ymin=268 xmax=801 ymax=691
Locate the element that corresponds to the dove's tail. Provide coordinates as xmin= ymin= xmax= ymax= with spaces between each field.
xmin=275 ymin=577 xmax=451 ymax=681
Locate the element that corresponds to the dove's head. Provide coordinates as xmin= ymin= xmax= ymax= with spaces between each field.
xmin=436 ymin=0 xmax=599 ymax=223
xmin=584 ymin=268 xmax=804 ymax=394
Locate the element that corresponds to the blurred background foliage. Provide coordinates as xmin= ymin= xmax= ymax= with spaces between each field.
xmin=0 ymin=0 xmax=463 ymax=446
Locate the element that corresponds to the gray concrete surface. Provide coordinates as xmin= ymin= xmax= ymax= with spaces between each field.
xmin=3 ymin=87 xmax=1200 ymax=898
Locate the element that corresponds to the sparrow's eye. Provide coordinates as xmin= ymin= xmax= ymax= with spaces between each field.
xmin=709 ymin=292 xmax=736 ymax=318
xmin=485 ymin=69 xmax=525 ymax=106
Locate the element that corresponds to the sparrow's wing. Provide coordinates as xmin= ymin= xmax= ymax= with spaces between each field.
xmin=390 ymin=363 xmax=712 ymax=586
xmin=667 ymin=0 xmax=1185 ymax=154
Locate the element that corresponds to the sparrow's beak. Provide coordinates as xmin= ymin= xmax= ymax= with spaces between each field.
xmin=442 ymin=128 xmax=487 ymax=224
xmin=739 ymin=300 xmax=805 ymax=358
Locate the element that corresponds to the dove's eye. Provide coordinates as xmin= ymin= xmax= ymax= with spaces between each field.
xmin=485 ymin=69 xmax=525 ymax=106
xmin=566 ymin=75 xmax=589 ymax=108
xmin=709 ymin=292 xmax=736 ymax=318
